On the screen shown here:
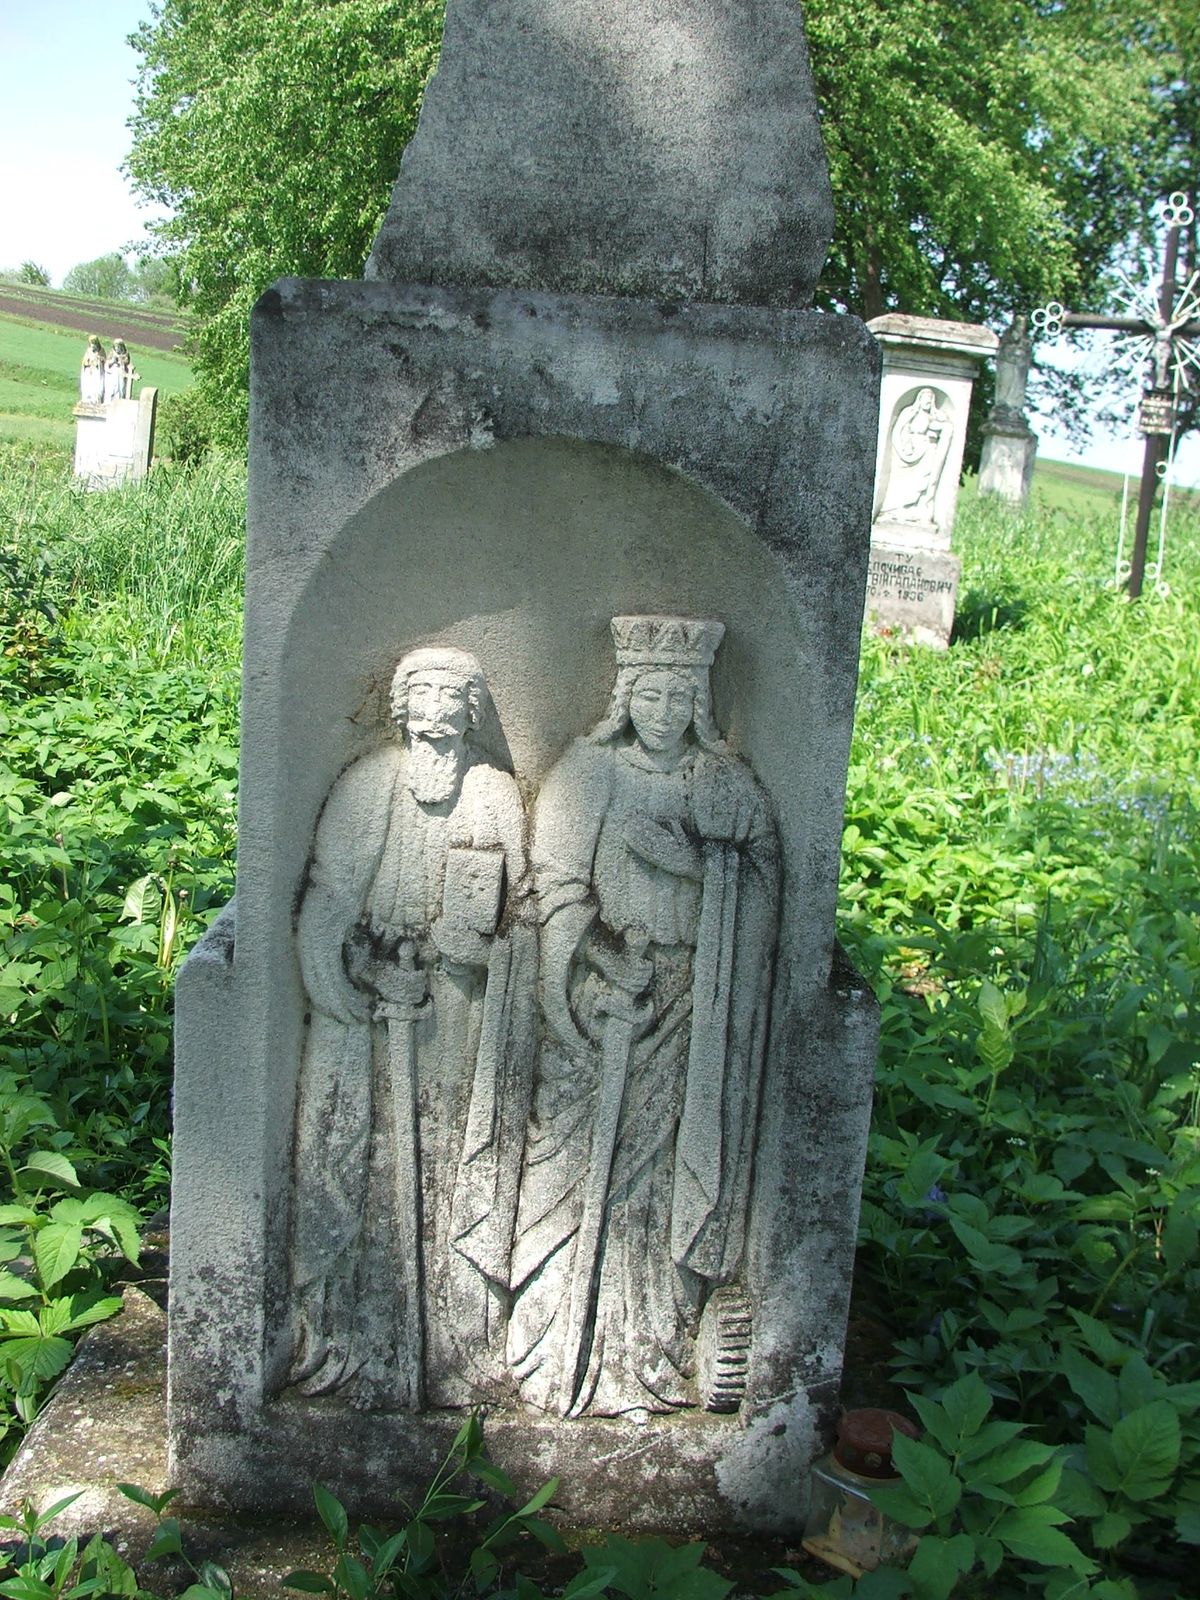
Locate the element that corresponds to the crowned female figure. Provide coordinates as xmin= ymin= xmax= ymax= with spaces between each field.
xmin=508 ymin=615 xmax=779 ymax=1417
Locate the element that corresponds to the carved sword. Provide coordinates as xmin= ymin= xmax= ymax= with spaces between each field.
xmin=559 ymin=929 xmax=650 ymax=1418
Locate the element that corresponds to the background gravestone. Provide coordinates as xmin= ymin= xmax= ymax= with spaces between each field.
xmin=73 ymin=336 xmax=157 ymax=490
xmin=170 ymin=0 xmax=881 ymax=1532
xmin=979 ymin=315 xmax=1039 ymax=506
xmin=865 ymin=314 xmax=997 ymax=648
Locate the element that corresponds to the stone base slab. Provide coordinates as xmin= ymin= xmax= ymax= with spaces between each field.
xmin=978 ymin=422 xmax=1037 ymax=506
xmin=864 ymin=544 xmax=960 ymax=648
xmin=72 ymin=390 xmax=158 ymax=489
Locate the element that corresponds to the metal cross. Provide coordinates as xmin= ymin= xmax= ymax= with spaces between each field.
xmin=1033 ymin=192 xmax=1200 ymax=598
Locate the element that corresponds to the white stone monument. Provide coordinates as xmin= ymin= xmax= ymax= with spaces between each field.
xmin=979 ymin=315 xmax=1038 ymax=506
xmin=170 ymin=0 xmax=881 ymax=1534
xmin=73 ymin=335 xmax=156 ymax=490
xmin=865 ymin=314 xmax=997 ymax=647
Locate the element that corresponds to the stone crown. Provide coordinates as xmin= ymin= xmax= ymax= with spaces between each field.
xmin=610 ymin=615 xmax=725 ymax=668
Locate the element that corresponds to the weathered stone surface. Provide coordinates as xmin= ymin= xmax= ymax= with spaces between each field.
xmin=366 ymin=0 xmax=833 ymax=306
xmin=980 ymin=317 xmax=1038 ymax=506
xmin=0 ymin=1289 xmax=358 ymax=1600
xmin=864 ymin=316 xmax=994 ymax=647
xmin=169 ymin=278 xmax=881 ymax=1531
xmin=864 ymin=543 xmax=960 ymax=650
xmin=72 ymin=387 xmax=157 ymax=490
xmin=867 ymin=315 xmax=997 ymax=549
xmin=979 ymin=419 xmax=1038 ymax=506
xmin=172 ymin=0 xmax=882 ymax=1534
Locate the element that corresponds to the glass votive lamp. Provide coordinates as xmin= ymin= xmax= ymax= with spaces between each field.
xmin=802 ymin=1408 xmax=921 ymax=1579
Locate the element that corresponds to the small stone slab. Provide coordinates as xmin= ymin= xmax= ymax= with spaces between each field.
xmin=864 ymin=543 xmax=960 ymax=649
xmin=367 ymin=0 xmax=832 ymax=305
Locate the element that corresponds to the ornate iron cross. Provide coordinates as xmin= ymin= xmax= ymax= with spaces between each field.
xmin=1033 ymin=193 xmax=1200 ymax=598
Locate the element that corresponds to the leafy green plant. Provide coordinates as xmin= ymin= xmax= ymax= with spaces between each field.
xmin=0 ymin=1076 xmax=140 ymax=1441
xmin=0 ymin=1491 xmax=144 ymax=1600
xmin=117 ymin=1482 xmax=233 ymax=1600
xmin=283 ymin=1415 xmax=595 ymax=1600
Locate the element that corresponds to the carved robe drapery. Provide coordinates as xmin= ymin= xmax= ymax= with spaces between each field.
xmin=288 ymin=740 xmax=535 ymax=1409
xmin=508 ymin=735 xmax=779 ymax=1417
xmin=878 ymin=387 xmax=952 ymax=522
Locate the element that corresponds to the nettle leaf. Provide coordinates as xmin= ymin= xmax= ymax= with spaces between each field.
xmin=0 ymin=1206 xmax=39 ymax=1228
xmin=1176 ymin=1505 xmax=1200 ymax=1544
xmin=994 ymin=1507 xmax=1096 ymax=1573
xmin=1 ymin=1332 xmax=74 ymax=1383
xmin=890 ymin=1432 xmax=962 ymax=1522
xmin=978 ymin=980 xmax=1008 ymax=1033
xmin=19 ymin=1153 xmax=79 ymax=1189
xmin=32 ymin=1223 xmax=83 ymax=1289
xmin=906 ymin=1533 xmax=974 ymax=1600
xmin=0 ymin=1272 xmax=39 ymax=1304
xmin=1107 ymin=1401 xmax=1181 ymax=1501
xmin=938 ymin=1372 xmax=992 ymax=1440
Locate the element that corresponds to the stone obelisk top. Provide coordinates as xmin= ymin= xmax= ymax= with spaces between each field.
xmin=366 ymin=0 xmax=833 ymax=306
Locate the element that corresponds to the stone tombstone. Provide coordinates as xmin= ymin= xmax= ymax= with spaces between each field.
xmin=170 ymin=0 xmax=882 ymax=1535
xmin=865 ymin=314 xmax=997 ymax=647
xmin=979 ymin=315 xmax=1038 ymax=506
xmin=73 ymin=335 xmax=156 ymax=490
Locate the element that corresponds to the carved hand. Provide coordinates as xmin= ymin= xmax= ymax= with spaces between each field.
xmin=431 ymin=916 xmax=490 ymax=967
xmin=369 ymin=942 xmax=428 ymax=1010
xmin=691 ymin=760 xmax=752 ymax=845
xmin=623 ymin=813 xmax=703 ymax=879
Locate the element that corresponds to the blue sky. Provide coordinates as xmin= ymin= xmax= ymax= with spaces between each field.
xmin=1 ymin=0 xmax=1194 ymax=485
xmin=0 ymin=1 xmax=162 ymax=286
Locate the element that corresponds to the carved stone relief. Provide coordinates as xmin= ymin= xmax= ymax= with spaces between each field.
xmin=80 ymin=336 xmax=106 ymax=404
xmin=286 ymin=647 xmax=537 ymax=1411
xmin=285 ymin=618 xmax=780 ymax=1421
xmin=104 ymin=339 xmax=136 ymax=403
xmin=876 ymin=385 xmax=953 ymax=524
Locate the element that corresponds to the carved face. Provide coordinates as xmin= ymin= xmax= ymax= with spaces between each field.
xmin=628 ymin=668 xmax=695 ymax=756
xmin=404 ymin=670 xmax=471 ymax=741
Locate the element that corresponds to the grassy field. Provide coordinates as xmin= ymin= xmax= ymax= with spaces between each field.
xmin=1030 ymin=451 xmax=1200 ymax=519
xmin=0 ymin=300 xmax=192 ymax=451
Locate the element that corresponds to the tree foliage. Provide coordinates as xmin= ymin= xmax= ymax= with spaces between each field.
xmin=804 ymin=0 xmax=1167 ymax=322
xmin=62 ymin=252 xmax=135 ymax=301
xmin=126 ymin=0 xmax=1179 ymax=449
xmin=126 ymin=0 xmax=445 ymax=449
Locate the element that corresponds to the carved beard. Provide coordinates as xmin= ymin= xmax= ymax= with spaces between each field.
xmin=405 ymin=733 xmax=467 ymax=805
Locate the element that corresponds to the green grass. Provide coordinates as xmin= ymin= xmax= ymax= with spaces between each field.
xmin=0 ymin=316 xmax=192 ymax=450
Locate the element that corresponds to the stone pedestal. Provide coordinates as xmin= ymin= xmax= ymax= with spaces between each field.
xmin=72 ymin=388 xmax=158 ymax=489
xmin=866 ymin=545 xmax=961 ymax=651
xmin=979 ymin=416 xmax=1038 ymax=505
xmin=864 ymin=316 xmax=997 ymax=646
xmin=169 ymin=0 xmax=881 ymax=1535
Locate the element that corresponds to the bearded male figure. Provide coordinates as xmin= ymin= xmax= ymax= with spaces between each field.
xmin=508 ymin=616 xmax=779 ymax=1418
xmin=286 ymin=648 xmax=535 ymax=1411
